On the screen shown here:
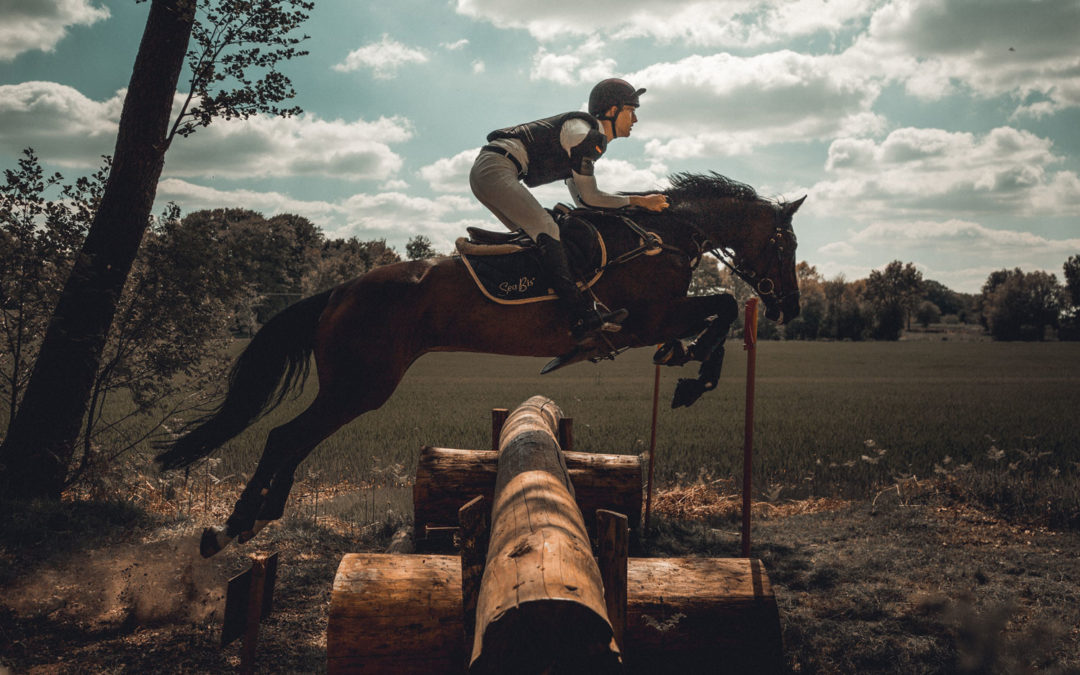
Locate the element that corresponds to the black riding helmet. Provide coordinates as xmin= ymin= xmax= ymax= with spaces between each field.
xmin=588 ymin=78 xmax=645 ymax=123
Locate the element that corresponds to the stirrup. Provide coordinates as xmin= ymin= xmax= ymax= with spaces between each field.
xmin=572 ymin=308 xmax=628 ymax=341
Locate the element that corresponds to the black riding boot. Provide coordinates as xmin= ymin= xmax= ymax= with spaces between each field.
xmin=535 ymin=233 xmax=627 ymax=340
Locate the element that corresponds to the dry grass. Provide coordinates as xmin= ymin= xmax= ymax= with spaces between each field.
xmin=651 ymin=480 xmax=850 ymax=522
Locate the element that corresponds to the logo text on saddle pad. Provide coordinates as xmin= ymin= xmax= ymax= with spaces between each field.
xmin=498 ymin=276 xmax=537 ymax=295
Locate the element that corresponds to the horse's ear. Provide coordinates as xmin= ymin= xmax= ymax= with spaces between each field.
xmin=784 ymin=195 xmax=807 ymax=217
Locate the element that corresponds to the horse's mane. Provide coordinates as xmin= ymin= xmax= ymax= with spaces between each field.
xmin=665 ymin=172 xmax=761 ymax=203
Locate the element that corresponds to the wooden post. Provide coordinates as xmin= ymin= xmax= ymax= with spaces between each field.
xmin=458 ymin=495 xmax=488 ymax=659
xmin=742 ymin=298 xmax=759 ymax=558
xmin=491 ymin=408 xmax=508 ymax=451
xmin=597 ymin=509 xmax=629 ymax=653
xmin=644 ymin=362 xmax=661 ymax=530
xmin=471 ymin=396 xmax=620 ymax=674
xmin=240 ymin=556 xmax=267 ymax=675
xmin=558 ymin=416 xmax=573 ymax=451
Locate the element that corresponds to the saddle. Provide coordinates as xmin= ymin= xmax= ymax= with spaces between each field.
xmin=456 ymin=210 xmax=607 ymax=304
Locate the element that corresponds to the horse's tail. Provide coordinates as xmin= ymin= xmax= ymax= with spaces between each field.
xmin=155 ymin=289 xmax=334 ymax=471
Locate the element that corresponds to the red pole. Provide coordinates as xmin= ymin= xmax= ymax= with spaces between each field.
xmin=741 ymin=298 xmax=759 ymax=558
xmin=643 ymin=362 xmax=661 ymax=530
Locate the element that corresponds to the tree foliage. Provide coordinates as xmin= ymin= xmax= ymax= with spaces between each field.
xmin=864 ymin=260 xmax=924 ymax=340
xmin=0 ymin=0 xmax=315 ymax=499
xmin=0 ymin=155 xmax=260 ymax=486
xmin=405 ymin=235 xmax=437 ymax=261
xmin=169 ymin=0 xmax=314 ymax=141
xmin=980 ymin=268 xmax=1064 ymax=341
xmin=1 ymin=150 xmax=104 ymax=437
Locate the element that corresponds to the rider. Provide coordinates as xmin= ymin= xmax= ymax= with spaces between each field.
xmin=470 ymin=78 xmax=669 ymax=342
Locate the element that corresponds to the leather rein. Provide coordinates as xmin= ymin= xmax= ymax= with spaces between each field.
xmin=592 ymin=207 xmax=798 ymax=306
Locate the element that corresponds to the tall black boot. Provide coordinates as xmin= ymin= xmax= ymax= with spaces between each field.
xmin=535 ymin=233 xmax=627 ymax=339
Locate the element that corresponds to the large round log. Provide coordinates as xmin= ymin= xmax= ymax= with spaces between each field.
xmin=471 ymin=395 xmax=620 ymax=673
xmin=413 ymin=446 xmax=642 ymax=540
xmin=327 ymin=553 xmax=783 ymax=674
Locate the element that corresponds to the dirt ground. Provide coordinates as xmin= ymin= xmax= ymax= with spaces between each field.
xmin=2 ymin=486 xmax=1079 ymax=674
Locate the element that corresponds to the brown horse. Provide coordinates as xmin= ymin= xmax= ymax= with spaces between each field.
xmin=156 ymin=172 xmax=804 ymax=557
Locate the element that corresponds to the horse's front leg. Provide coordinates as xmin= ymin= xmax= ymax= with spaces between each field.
xmin=651 ymin=293 xmax=739 ymax=408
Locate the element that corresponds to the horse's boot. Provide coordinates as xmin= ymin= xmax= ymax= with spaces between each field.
xmin=535 ymin=233 xmax=627 ymax=341
xmin=653 ymin=340 xmax=691 ymax=366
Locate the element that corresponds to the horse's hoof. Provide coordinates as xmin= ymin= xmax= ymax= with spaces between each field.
xmin=237 ymin=530 xmax=255 ymax=544
xmin=671 ymin=378 xmax=706 ymax=408
xmin=653 ymin=340 xmax=689 ymax=366
xmin=200 ymin=527 xmax=229 ymax=558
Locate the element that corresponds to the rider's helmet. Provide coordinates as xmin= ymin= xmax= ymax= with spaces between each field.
xmin=588 ymin=78 xmax=645 ymax=122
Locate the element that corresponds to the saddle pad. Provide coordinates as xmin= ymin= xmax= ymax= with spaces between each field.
xmin=457 ymin=219 xmax=607 ymax=305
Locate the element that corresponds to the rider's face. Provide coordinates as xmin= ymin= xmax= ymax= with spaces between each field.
xmin=614 ymin=105 xmax=638 ymax=138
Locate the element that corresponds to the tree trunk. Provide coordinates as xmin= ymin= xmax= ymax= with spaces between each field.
xmin=0 ymin=0 xmax=195 ymax=499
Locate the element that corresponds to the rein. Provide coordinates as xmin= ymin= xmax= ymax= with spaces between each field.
xmin=600 ymin=204 xmax=798 ymax=306
xmin=592 ymin=211 xmax=707 ymax=273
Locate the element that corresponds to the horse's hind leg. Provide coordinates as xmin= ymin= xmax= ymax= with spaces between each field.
xmin=201 ymin=395 xmax=354 ymax=557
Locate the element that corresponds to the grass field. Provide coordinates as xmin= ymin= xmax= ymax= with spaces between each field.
xmin=203 ymin=340 xmax=1080 ymax=505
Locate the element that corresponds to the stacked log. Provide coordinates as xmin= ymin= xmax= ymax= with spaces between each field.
xmin=413 ymin=446 xmax=642 ymax=540
xmin=327 ymin=554 xmax=782 ymax=673
xmin=327 ymin=396 xmax=784 ymax=674
xmin=470 ymin=395 xmax=621 ymax=673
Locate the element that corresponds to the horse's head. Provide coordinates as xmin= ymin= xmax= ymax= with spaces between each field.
xmin=737 ymin=196 xmax=804 ymax=324
xmin=666 ymin=173 xmax=805 ymax=324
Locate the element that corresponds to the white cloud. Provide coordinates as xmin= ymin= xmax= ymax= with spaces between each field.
xmin=420 ymin=148 xmax=479 ymax=193
xmin=815 ymin=126 xmax=1072 ymax=217
xmin=628 ymin=51 xmax=885 ymax=158
xmin=157 ymin=178 xmax=343 ymax=225
xmin=166 ymin=110 xmax=413 ymax=181
xmin=0 ymin=81 xmax=121 ymax=165
xmin=530 ymin=40 xmax=617 ymax=86
xmin=0 ymin=81 xmax=413 ymax=182
xmin=818 ymin=241 xmax=857 ymax=257
xmin=849 ymin=0 xmax=1080 ymax=115
xmin=814 ymin=218 xmax=1080 ymax=292
xmin=442 ymin=38 xmax=470 ymax=51
xmin=157 ymin=179 xmax=482 ymax=255
xmin=332 ymin=35 xmax=429 ymax=79
xmin=0 ymin=0 xmax=110 ymax=61
xmin=456 ymin=0 xmax=874 ymax=46
xmin=472 ymin=60 xmax=486 ymax=74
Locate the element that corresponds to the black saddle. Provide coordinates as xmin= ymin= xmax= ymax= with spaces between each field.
xmin=456 ymin=212 xmax=607 ymax=304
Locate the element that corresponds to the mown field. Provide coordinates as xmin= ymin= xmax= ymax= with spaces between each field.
xmin=5 ymin=340 xmax=1080 ymax=674
xmin=206 ymin=340 xmax=1080 ymax=504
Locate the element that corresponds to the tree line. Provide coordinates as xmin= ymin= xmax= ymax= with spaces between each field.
xmin=1 ymin=149 xmax=435 ymax=493
xmin=4 ymin=146 xmax=1077 ymax=495
xmin=690 ymin=256 xmax=1080 ymax=343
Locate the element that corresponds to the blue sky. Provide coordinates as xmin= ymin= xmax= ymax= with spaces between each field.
xmin=2 ymin=0 xmax=1078 ymax=293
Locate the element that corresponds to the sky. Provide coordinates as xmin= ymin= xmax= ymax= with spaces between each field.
xmin=1 ymin=0 xmax=1079 ymax=294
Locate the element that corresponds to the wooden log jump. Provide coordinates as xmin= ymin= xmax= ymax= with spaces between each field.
xmin=413 ymin=445 xmax=642 ymax=541
xmin=470 ymin=395 xmax=621 ymax=672
xmin=328 ymin=554 xmax=781 ymax=673
xmin=327 ymin=396 xmax=784 ymax=674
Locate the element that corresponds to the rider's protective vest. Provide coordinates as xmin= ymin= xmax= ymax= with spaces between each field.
xmin=486 ymin=111 xmax=607 ymax=188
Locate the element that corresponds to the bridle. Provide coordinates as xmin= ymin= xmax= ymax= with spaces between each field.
xmin=588 ymin=201 xmax=799 ymax=309
xmin=709 ymin=214 xmax=799 ymax=306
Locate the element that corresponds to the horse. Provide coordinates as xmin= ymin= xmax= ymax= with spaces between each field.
xmin=156 ymin=172 xmax=804 ymax=557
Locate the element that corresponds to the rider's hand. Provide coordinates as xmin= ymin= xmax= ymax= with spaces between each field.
xmin=630 ymin=194 xmax=669 ymax=212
